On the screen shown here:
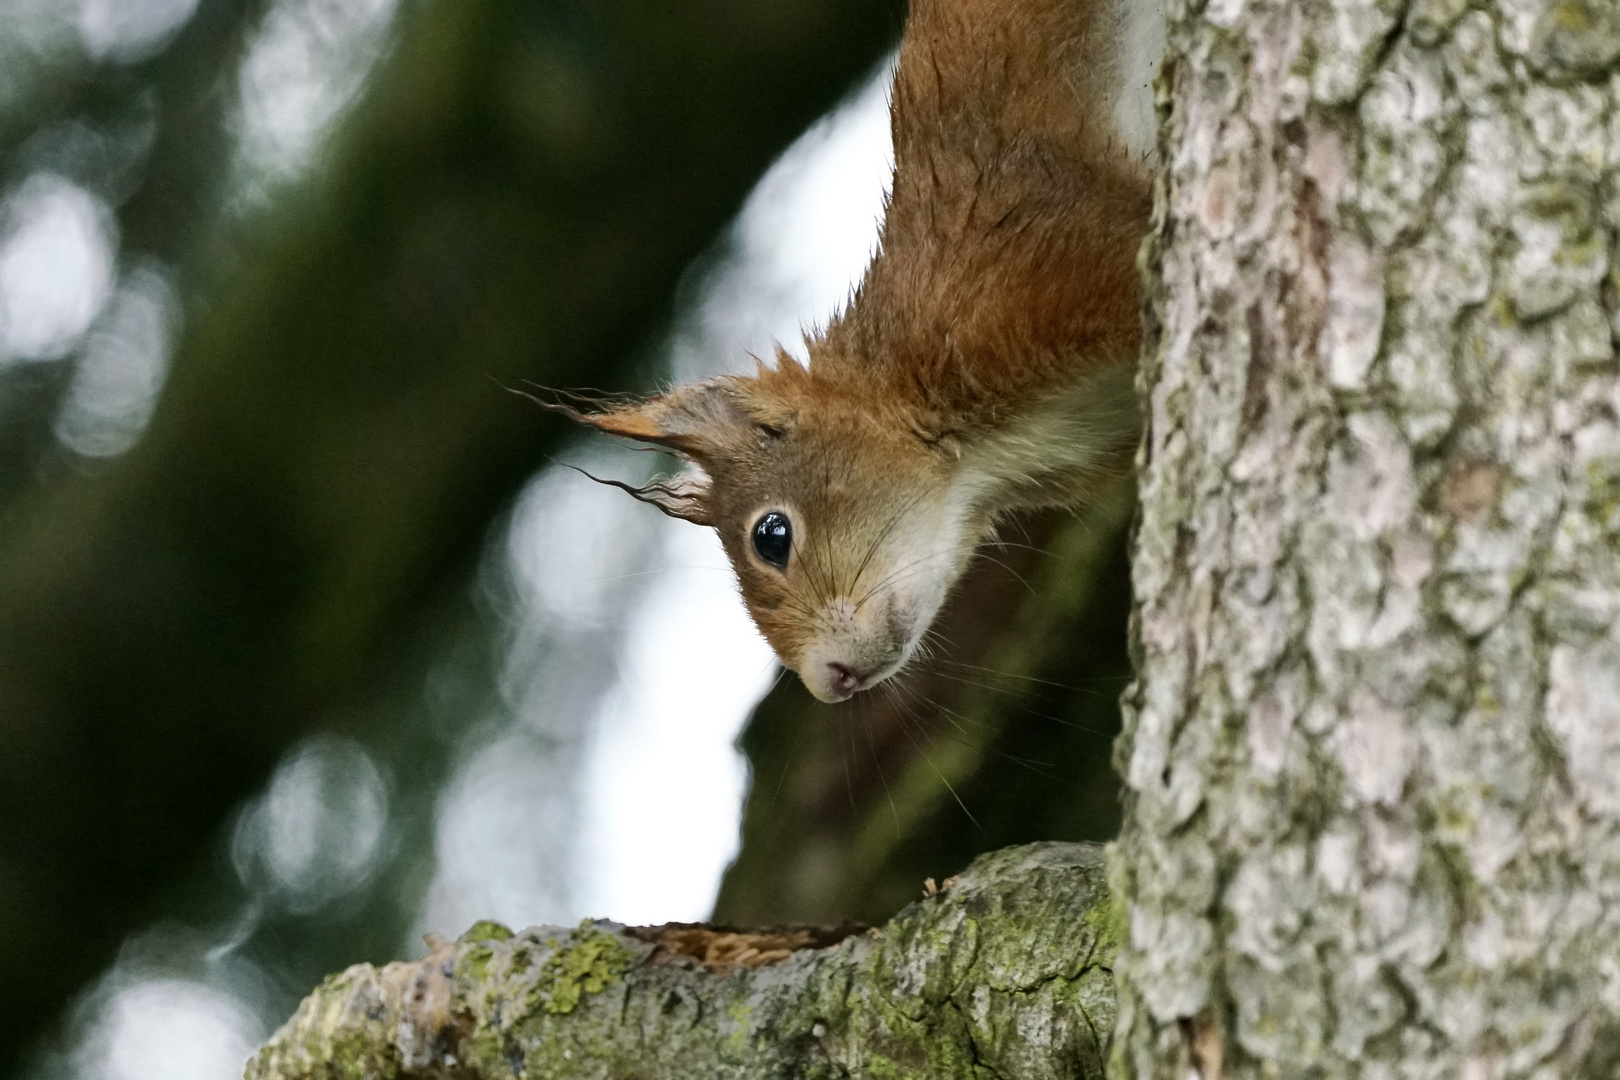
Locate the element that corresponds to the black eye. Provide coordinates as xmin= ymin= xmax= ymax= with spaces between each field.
xmin=752 ymin=511 xmax=792 ymax=569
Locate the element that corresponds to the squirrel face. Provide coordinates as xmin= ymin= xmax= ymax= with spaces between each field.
xmin=554 ymin=361 xmax=989 ymax=702
xmin=546 ymin=0 xmax=1160 ymax=701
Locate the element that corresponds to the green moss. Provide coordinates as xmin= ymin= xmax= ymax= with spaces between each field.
xmin=1084 ymin=891 xmax=1128 ymax=963
xmin=458 ymin=920 xmax=515 ymax=944
xmin=726 ymin=1001 xmax=754 ymax=1056
xmin=454 ymin=922 xmax=521 ymax=982
xmin=1584 ymin=460 xmax=1620 ymax=525
xmin=458 ymin=1026 xmax=514 ymax=1078
xmin=460 ymin=944 xmax=496 ymax=982
xmin=322 ymin=1024 xmax=403 ymax=1080
xmin=1436 ymin=796 xmax=1475 ymax=835
xmin=1532 ymin=0 xmax=1620 ymax=80
xmin=250 ymin=845 xmax=1114 ymax=1079
xmin=1522 ymin=183 xmax=1593 ymax=232
xmin=865 ymin=1055 xmax=904 ymax=1079
xmin=1478 ymin=295 xmax=1515 ymax=330
xmin=535 ymin=924 xmax=635 ymax=1015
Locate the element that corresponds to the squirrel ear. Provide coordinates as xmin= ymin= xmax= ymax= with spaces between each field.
xmin=572 ymin=468 xmax=713 ymax=527
xmin=526 ymin=381 xmax=750 ymax=465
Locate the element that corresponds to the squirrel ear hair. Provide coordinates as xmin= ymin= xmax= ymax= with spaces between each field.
xmin=569 ymin=468 xmax=713 ymax=527
xmin=520 ymin=380 xmax=749 ymax=465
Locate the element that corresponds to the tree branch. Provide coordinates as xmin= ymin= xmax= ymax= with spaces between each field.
xmin=246 ymin=843 xmax=1118 ymax=1080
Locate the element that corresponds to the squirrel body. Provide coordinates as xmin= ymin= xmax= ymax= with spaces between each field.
xmin=560 ymin=0 xmax=1159 ymax=702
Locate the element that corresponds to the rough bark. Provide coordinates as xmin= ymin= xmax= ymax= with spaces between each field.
xmin=245 ymin=843 xmax=1117 ymax=1080
xmin=1114 ymin=0 xmax=1620 ymax=1076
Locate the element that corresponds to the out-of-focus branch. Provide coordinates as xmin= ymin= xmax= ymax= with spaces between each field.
xmin=247 ymin=843 xmax=1117 ymax=1080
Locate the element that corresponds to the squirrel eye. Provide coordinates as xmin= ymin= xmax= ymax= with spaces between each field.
xmin=751 ymin=512 xmax=792 ymax=570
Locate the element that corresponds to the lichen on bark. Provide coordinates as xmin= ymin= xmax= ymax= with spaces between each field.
xmin=245 ymin=842 xmax=1116 ymax=1080
xmin=1115 ymin=0 xmax=1620 ymax=1074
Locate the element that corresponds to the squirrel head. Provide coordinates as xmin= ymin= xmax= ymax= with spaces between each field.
xmin=550 ymin=359 xmax=987 ymax=702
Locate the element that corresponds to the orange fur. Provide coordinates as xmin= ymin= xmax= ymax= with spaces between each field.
xmin=817 ymin=0 xmax=1152 ymax=431
xmin=554 ymin=0 xmax=1156 ymax=702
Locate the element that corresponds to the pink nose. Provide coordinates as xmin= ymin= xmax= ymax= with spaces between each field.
xmin=827 ymin=662 xmax=864 ymax=697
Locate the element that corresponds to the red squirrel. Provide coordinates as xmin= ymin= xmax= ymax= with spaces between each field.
xmin=550 ymin=0 xmax=1159 ymax=703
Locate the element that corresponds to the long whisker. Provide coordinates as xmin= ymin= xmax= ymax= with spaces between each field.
xmin=822 ymin=459 xmax=845 ymax=597
xmin=919 ymin=624 xmax=959 ymax=655
xmin=893 ymin=683 xmax=1062 ymax=778
xmin=927 ymin=664 xmax=1125 ymax=703
xmin=836 ymin=704 xmax=858 ymax=814
xmin=980 ymin=536 xmax=1059 ymax=558
xmin=932 ymin=657 xmax=1115 ymax=692
xmin=859 ymin=693 xmax=902 ymax=834
xmin=919 ymin=670 xmax=1120 ymax=739
xmin=788 ymin=532 xmax=829 ymax=607
xmin=849 ymin=487 xmax=933 ymax=596
xmin=767 ymin=685 xmax=807 ymax=811
xmin=904 ymin=690 xmax=1060 ymax=778
xmin=765 ymin=565 xmax=836 ymax=630
xmin=882 ymin=688 xmax=980 ymax=828
xmin=852 ymin=551 xmax=951 ymax=610
xmin=968 ymin=551 xmax=1039 ymax=598
xmin=775 ymin=593 xmax=826 ymax=625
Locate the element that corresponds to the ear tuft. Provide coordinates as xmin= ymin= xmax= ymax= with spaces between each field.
xmin=513 ymin=380 xmax=750 ymax=465
xmin=568 ymin=467 xmax=713 ymax=526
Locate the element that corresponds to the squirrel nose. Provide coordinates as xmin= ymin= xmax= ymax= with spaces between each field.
xmin=827 ymin=662 xmax=864 ymax=697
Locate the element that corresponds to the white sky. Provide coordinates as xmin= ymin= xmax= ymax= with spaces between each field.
xmin=77 ymin=0 xmax=200 ymax=61
xmin=233 ymin=0 xmax=400 ymax=195
xmin=0 ymin=174 xmax=117 ymax=365
xmin=570 ymin=520 xmax=779 ymax=924
xmin=54 ymin=261 xmax=178 ymax=457
xmin=73 ymin=980 xmax=262 ymax=1080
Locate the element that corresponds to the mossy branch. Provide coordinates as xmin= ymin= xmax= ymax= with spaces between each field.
xmin=245 ymin=843 xmax=1117 ymax=1080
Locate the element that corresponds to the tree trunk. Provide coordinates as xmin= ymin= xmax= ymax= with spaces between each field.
xmin=1112 ymin=0 xmax=1620 ymax=1075
xmin=245 ymin=843 xmax=1116 ymax=1080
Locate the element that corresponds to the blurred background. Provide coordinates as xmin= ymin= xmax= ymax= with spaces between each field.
xmin=0 ymin=0 xmax=1134 ymax=1076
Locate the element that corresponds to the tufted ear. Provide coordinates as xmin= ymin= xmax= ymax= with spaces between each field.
xmin=570 ymin=467 xmax=714 ymax=526
xmin=525 ymin=380 xmax=752 ymax=467
xmin=518 ymin=380 xmax=759 ymax=527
